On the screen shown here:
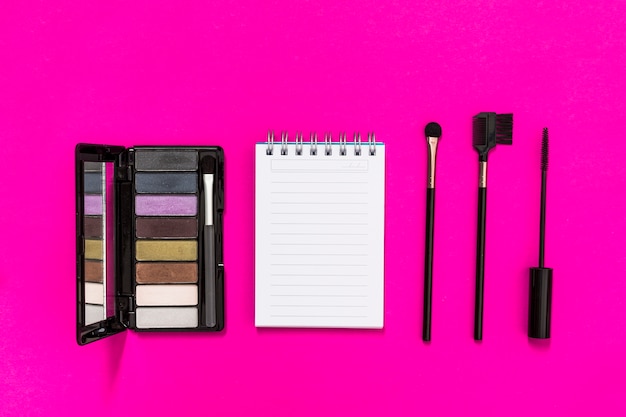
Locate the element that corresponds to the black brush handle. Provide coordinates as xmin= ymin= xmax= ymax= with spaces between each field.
xmin=474 ymin=186 xmax=487 ymax=341
xmin=205 ymin=225 xmax=216 ymax=328
xmin=423 ymin=188 xmax=435 ymax=341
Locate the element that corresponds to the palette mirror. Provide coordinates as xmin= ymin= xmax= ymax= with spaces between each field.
xmin=80 ymin=161 xmax=116 ymax=326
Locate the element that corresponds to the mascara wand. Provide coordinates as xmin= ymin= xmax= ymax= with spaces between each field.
xmin=423 ymin=122 xmax=442 ymax=342
xmin=529 ymin=128 xmax=553 ymax=339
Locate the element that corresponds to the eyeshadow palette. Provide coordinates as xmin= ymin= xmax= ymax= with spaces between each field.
xmin=76 ymin=144 xmax=224 ymax=345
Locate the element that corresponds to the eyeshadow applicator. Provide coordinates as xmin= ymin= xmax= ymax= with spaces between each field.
xmin=472 ymin=112 xmax=513 ymax=341
xmin=201 ymin=156 xmax=217 ymax=327
xmin=423 ymin=122 xmax=442 ymax=342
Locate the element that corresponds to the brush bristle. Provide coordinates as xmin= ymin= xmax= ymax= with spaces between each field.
xmin=472 ymin=115 xmax=487 ymax=146
xmin=541 ymin=127 xmax=549 ymax=171
xmin=201 ymin=156 xmax=216 ymax=174
xmin=425 ymin=122 xmax=442 ymax=138
xmin=495 ymin=113 xmax=513 ymax=145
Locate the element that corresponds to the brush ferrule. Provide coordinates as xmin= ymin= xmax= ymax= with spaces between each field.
xmin=479 ymin=161 xmax=487 ymax=188
xmin=426 ymin=136 xmax=439 ymax=189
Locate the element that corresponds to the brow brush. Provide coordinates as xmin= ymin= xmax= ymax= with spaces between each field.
xmin=472 ymin=112 xmax=513 ymax=341
xmin=423 ymin=122 xmax=442 ymax=342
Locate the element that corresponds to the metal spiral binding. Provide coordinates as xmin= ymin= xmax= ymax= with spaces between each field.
xmin=339 ymin=132 xmax=347 ymax=156
xmin=266 ymin=131 xmax=274 ymax=155
xmin=324 ymin=132 xmax=332 ymax=156
xmin=354 ymin=132 xmax=362 ymax=156
xmin=280 ymin=131 xmax=288 ymax=155
xmin=310 ymin=132 xmax=318 ymax=155
xmin=368 ymin=132 xmax=376 ymax=156
xmin=266 ymin=131 xmax=376 ymax=156
xmin=295 ymin=132 xmax=303 ymax=155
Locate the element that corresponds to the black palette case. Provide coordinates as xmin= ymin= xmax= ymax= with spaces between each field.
xmin=76 ymin=144 xmax=224 ymax=345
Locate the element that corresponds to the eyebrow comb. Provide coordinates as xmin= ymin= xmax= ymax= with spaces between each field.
xmin=472 ymin=112 xmax=513 ymax=341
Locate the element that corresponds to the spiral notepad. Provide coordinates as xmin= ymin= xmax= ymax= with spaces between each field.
xmin=255 ymin=132 xmax=385 ymax=328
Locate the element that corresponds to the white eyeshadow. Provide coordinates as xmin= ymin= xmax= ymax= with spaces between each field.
xmin=85 ymin=283 xmax=104 ymax=305
xmin=85 ymin=304 xmax=105 ymax=324
xmin=135 ymin=307 xmax=198 ymax=329
xmin=136 ymin=284 xmax=198 ymax=306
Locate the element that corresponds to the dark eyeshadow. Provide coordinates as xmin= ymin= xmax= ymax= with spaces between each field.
xmin=135 ymin=150 xmax=198 ymax=171
xmin=136 ymin=217 xmax=198 ymax=238
xmin=84 ymin=216 xmax=103 ymax=238
xmin=135 ymin=172 xmax=198 ymax=194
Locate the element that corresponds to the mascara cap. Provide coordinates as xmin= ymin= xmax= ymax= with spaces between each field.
xmin=528 ymin=267 xmax=553 ymax=339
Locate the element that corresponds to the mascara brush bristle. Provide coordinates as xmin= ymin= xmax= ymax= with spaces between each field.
xmin=541 ymin=128 xmax=549 ymax=171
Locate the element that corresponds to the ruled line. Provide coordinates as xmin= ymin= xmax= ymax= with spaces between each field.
xmin=270 ymin=284 xmax=368 ymax=287
xmin=271 ymin=305 xmax=368 ymax=308
xmin=269 ymin=314 xmax=368 ymax=318
xmin=270 ymin=294 xmax=368 ymax=297
xmin=270 ymin=253 xmax=368 ymax=256
xmin=271 ymin=222 xmax=368 ymax=225
xmin=270 ymin=264 xmax=367 ymax=267
xmin=270 ymin=273 xmax=368 ymax=277
xmin=270 ymin=243 xmax=368 ymax=246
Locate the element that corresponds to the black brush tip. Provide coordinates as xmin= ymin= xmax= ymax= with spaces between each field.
xmin=541 ymin=127 xmax=549 ymax=171
xmin=200 ymin=155 xmax=216 ymax=174
xmin=472 ymin=114 xmax=488 ymax=146
xmin=495 ymin=113 xmax=513 ymax=145
xmin=425 ymin=122 xmax=442 ymax=138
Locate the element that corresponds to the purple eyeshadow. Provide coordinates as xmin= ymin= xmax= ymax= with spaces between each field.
xmin=84 ymin=195 xmax=103 ymax=215
xmin=135 ymin=195 xmax=197 ymax=216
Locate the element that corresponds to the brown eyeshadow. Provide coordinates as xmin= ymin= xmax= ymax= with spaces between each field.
xmin=136 ymin=217 xmax=198 ymax=238
xmin=84 ymin=216 xmax=103 ymax=238
xmin=136 ymin=262 xmax=198 ymax=284
xmin=85 ymin=261 xmax=104 ymax=283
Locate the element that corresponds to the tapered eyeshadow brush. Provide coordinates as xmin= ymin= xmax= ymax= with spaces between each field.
xmin=423 ymin=122 xmax=442 ymax=342
xmin=472 ymin=112 xmax=513 ymax=341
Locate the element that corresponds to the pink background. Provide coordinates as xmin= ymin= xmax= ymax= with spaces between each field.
xmin=1 ymin=1 xmax=625 ymax=416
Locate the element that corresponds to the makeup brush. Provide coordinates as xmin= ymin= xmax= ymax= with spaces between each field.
xmin=472 ymin=112 xmax=513 ymax=341
xmin=200 ymin=156 xmax=217 ymax=328
xmin=423 ymin=121 xmax=442 ymax=342
xmin=529 ymin=128 xmax=553 ymax=339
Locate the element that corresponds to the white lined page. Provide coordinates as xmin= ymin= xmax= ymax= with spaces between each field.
xmin=255 ymin=143 xmax=385 ymax=328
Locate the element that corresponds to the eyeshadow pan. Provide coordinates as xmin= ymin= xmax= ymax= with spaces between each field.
xmin=84 ymin=217 xmax=103 ymax=238
xmin=84 ymin=161 xmax=103 ymax=172
xmin=135 ymin=195 xmax=197 ymax=216
xmin=85 ymin=261 xmax=104 ymax=282
xmin=85 ymin=304 xmax=105 ymax=324
xmin=84 ymin=172 xmax=103 ymax=194
xmin=135 ymin=307 xmax=198 ymax=329
xmin=135 ymin=172 xmax=198 ymax=194
xmin=136 ymin=284 xmax=198 ymax=306
xmin=85 ymin=239 xmax=103 ymax=260
xmin=135 ymin=217 xmax=198 ymax=238
xmin=85 ymin=282 xmax=104 ymax=304
xmin=135 ymin=240 xmax=197 ymax=261
xmin=135 ymin=150 xmax=198 ymax=171
xmin=84 ymin=195 xmax=103 ymax=216
xmin=136 ymin=262 xmax=198 ymax=283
